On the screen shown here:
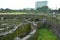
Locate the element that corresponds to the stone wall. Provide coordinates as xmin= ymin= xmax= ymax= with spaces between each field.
xmin=0 ymin=14 xmax=60 ymax=40
xmin=0 ymin=23 xmax=32 ymax=40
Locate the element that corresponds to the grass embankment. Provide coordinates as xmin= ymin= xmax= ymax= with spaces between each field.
xmin=37 ymin=28 xmax=58 ymax=40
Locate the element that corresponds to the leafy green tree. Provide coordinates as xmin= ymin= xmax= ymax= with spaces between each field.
xmin=58 ymin=8 xmax=60 ymax=13
xmin=36 ymin=6 xmax=51 ymax=13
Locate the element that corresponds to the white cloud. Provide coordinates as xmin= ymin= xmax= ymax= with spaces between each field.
xmin=0 ymin=0 xmax=60 ymax=9
xmin=48 ymin=0 xmax=60 ymax=9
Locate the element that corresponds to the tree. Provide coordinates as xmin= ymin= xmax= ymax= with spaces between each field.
xmin=36 ymin=6 xmax=51 ymax=13
xmin=5 ymin=8 xmax=11 ymax=12
xmin=58 ymin=8 xmax=60 ymax=13
xmin=0 ymin=8 xmax=5 ymax=13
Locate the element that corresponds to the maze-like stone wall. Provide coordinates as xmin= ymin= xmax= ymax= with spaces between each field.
xmin=0 ymin=14 xmax=38 ymax=40
xmin=0 ymin=14 xmax=60 ymax=40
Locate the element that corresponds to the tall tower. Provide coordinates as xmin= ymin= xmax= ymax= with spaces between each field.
xmin=35 ymin=1 xmax=48 ymax=9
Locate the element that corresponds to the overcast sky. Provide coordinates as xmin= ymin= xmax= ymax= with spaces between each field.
xmin=0 ymin=0 xmax=60 ymax=9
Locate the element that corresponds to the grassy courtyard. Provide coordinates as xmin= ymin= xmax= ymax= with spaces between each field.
xmin=37 ymin=28 xmax=58 ymax=40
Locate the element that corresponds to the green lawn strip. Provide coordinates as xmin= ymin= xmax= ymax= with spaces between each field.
xmin=37 ymin=28 xmax=58 ymax=40
xmin=0 ymin=12 xmax=26 ymax=15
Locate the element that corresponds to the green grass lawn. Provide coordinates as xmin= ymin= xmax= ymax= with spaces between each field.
xmin=0 ymin=12 xmax=26 ymax=15
xmin=37 ymin=28 xmax=58 ymax=40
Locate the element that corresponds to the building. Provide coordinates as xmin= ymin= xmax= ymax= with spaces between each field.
xmin=35 ymin=1 xmax=48 ymax=9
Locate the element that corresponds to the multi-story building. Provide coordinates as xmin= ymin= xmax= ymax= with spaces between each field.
xmin=35 ymin=1 xmax=48 ymax=9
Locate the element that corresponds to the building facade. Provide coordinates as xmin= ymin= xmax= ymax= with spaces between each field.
xmin=35 ymin=1 xmax=48 ymax=9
